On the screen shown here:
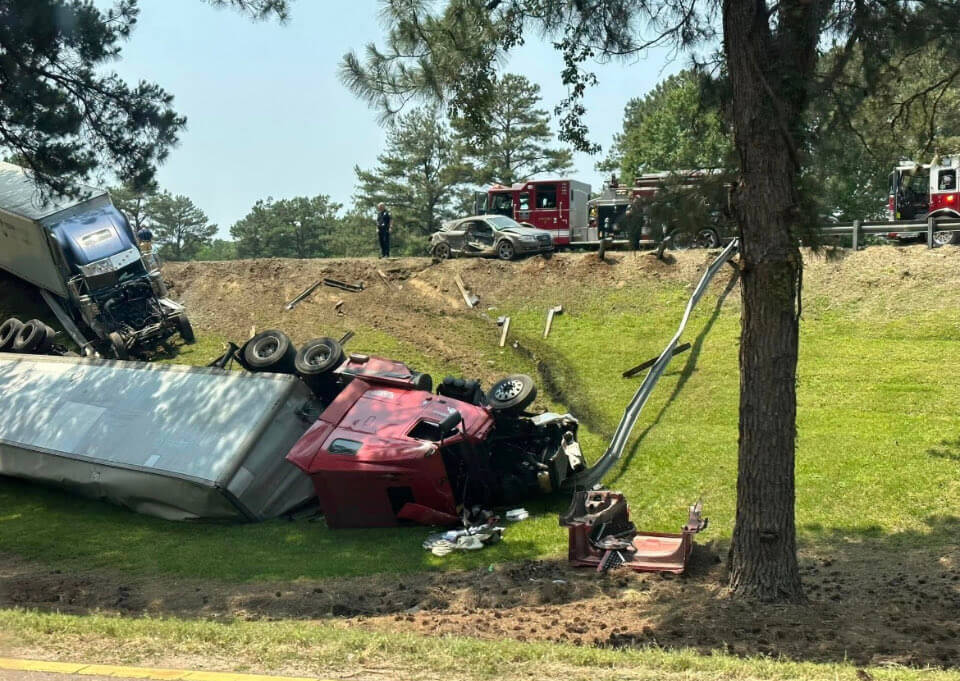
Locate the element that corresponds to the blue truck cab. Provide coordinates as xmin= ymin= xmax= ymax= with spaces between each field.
xmin=0 ymin=161 xmax=192 ymax=357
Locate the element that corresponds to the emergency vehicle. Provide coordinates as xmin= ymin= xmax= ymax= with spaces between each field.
xmin=473 ymin=179 xmax=592 ymax=246
xmin=887 ymin=156 xmax=960 ymax=244
xmin=587 ymin=171 xmax=731 ymax=248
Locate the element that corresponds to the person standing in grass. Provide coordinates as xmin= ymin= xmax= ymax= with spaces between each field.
xmin=376 ymin=202 xmax=392 ymax=258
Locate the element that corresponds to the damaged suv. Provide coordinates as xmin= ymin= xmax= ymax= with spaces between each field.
xmin=286 ymin=353 xmax=587 ymax=528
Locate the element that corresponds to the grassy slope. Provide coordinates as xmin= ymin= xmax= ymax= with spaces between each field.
xmin=5 ymin=609 xmax=960 ymax=681
xmin=1 ymin=254 xmax=959 ymax=581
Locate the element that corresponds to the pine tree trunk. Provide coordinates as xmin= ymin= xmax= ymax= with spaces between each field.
xmin=723 ymin=0 xmax=810 ymax=602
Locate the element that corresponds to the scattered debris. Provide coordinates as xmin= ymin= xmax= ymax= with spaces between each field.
xmin=505 ymin=508 xmax=529 ymax=521
xmin=622 ymin=341 xmax=692 ymax=378
xmin=284 ymin=280 xmax=323 ymax=311
xmin=376 ymin=268 xmax=400 ymax=291
xmin=543 ymin=305 xmax=563 ymax=338
xmin=498 ymin=316 xmax=511 ymax=347
xmin=334 ymin=300 xmax=345 ymax=316
xmin=323 ymin=277 xmax=364 ymax=293
xmin=338 ymin=330 xmax=354 ymax=346
xmin=560 ymin=489 xmax=707 ymax=574
xmin=455 ymin=274 xmax=479 ymax=308
xmin=422 ymin=515 xmax=504 ymax=556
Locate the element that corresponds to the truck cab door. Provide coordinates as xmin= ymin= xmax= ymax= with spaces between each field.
xmin=527 ymin=183 xmax=563 ymax=243
xmin=489 ymin=192 xmax=514 ymax=218
xmin=473 ymin=191 xmax=489 ymax=215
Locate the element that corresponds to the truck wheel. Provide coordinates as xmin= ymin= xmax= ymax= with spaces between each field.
xmin=695 ymin=228 xmax=721 ymax=249
xmin=294 ymin=337 xmax=344 ymax=376
xmin=243 ymin=329 xmax=296 ymax=373
xmin=0 ymin=318 xmax=24 ymax=351
xmin=433 ymin=242 xmax=452 ymax=259
xmin=497 ymin=240 xmax=516 ymax=261
xmin=177 ymin=315 xmax=196 ymax=344
xmin=666 ymin=229 xmax=693 ymax=250
xmin=486 ymin=374 xmax=537 ymax=413
xmin=108 ymin=332 xmax=129 ymax=360
xmin=932 ymin=230 xmax=960 ymax=246
xmin=13 ymin=319 xmax=53 ymax=354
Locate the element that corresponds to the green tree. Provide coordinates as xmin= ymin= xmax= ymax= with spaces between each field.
xmin=326 ymin=209 xmax=380 ymax=258
xmin=193 ymin=239 xmax=238 ymax=261
xmin=342 ymin=0 xmax=960 ymax=602
xmin=0 ymin=0 xmax=287 ymax=195
xmin=354 ymin=107 xmax=471 ymax=238
xmin=600 ymin=71 xmax=732 ymax=180
xmin=109 ymin=183 xmax=155 ymax=233
xmin=452 ymin=73 xmax=573 ymax=185
xmin=147 ymin=192 xmax=216 ymax=261
xmin=230 ymin=195 xmax=342 ymax=259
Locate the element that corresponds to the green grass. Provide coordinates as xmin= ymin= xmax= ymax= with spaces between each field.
xmin=4 ymin=609 xmax=960 ymax=681
xmin=1 ymin=266 xmax=959 ymax=580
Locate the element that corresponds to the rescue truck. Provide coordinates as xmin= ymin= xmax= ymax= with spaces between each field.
xmin=587 ymin=171 xmax=731 ymax=249
xmin=887 ymin=156 xmax=960 ymax=244
xmin=473 ymin=179 xmax=592 ymax=246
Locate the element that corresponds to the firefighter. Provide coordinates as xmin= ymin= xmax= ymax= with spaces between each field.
xmin=137 ymin=226 xmax=154 ymax=254
xmin=376 ymin=202 xmax=392 ymax=258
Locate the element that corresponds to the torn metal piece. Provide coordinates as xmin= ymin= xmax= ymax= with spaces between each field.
xmin=561 ymin=489 xmax=707 ymax=574
xmin=498 ymin=316 xmax=511 ymax=347
xmin=284 ymin=280 xmax=323 ymax=311
xmin=338 ymin=330 xmax=354 ymax=346
xmin=334 ymin=300 xmax=345 ymax=316
xmin=323 ymin=277 xmax=364 ymax=293
xmin=377 ymin=268 xmax=400 ymax=291
xmin=622 ymin=341 xmax=692 ymax=378
xmin=543 ymin=305 xmax=563 ymax=338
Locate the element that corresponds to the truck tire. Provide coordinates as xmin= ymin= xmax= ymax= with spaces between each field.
xmin=108 ymin=332 xmax=129 ymax=360
xmin=243 ymin=329 xmax=296 ymax=373
xmin=0 ymin=318 xmax=24 ymax=351
xmin=486 ymin=374 xmax=537 ymax=413
xmin=932 ymin=229 xmax=960 ymax=246
xmin=177 ymin=314 xmax=196 ymax=344
xmin=695 ymin=228 xmax=721 ymax=249
xmin=294 ymin=337 xmax=344 ymax=377
xmin=13 ymin=319 xmax=53 ymax=354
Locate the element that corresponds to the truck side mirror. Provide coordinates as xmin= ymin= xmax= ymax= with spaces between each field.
xmin=438 ymin=410 xmax=462 ymax=435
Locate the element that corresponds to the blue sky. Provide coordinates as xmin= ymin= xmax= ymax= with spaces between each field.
xmin=102 ymin=1 xmax=682 ymax=234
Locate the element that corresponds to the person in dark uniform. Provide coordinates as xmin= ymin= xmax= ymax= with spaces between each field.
xmin=137 ymin=226 xmax=154 ymax=254
xmin=376 ymin=202 xmax=391 ymax=258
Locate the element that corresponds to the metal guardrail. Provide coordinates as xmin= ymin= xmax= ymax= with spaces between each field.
xmin=564 ymin=238 xmax=740 ymax=490
xmin=819 ymin=217 xmax=960 ymax=249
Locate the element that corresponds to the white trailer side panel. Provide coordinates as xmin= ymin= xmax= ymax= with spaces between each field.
xmin=0 ymin=354 xmax=319 ymax=521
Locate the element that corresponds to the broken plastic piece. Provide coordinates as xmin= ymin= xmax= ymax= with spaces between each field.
xmin=506 ymin=508 xmax=529 ymax=521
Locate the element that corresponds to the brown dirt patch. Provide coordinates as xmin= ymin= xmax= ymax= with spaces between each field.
xmin=3 ymin=541 xmax=959 ymax=669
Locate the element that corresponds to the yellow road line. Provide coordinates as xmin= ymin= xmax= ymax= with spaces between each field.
xmin=0 ymin=658 xmax=327 ymax=681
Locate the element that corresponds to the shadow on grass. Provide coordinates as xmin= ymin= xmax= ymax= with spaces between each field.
xmin=607 ymin=269 xmax=740 ymax=484
xmin=928 ymin=437 xmax=960 ymax=462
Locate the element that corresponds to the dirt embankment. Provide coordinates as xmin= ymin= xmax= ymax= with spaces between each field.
xmin=3 ymin=540 xmax=959 ymax=669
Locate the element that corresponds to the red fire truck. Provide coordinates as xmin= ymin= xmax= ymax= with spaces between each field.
xmin=473 ymin=178 xmax=592 ymax=246
xmin=587 ymin=171 xmax=731 ymax=249
xmin=887 ymin=156 xmax=960 ymax=244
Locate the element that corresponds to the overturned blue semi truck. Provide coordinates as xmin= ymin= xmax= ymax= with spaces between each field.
xmin=0 ymin=161 xmax=192 ymax=357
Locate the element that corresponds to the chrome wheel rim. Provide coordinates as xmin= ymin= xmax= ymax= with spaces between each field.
xmin=254 ymin=338 xmax=279 ymax=359
xmin=494 ymin=378 xmax=524 ymax=401
xmin=305 ymin=345 xmax=331 ymax=366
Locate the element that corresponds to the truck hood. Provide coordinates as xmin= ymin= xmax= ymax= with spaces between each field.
xmin=50 ymin=206 xmax=137 ymax=267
